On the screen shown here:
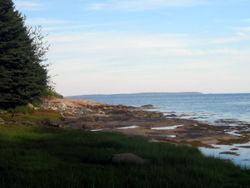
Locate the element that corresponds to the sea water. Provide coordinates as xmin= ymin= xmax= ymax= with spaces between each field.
xmin=68 ymin=93 xmax=250 ymax=168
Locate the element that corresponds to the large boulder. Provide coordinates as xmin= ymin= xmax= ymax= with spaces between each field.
xmin=108 ymin=153 xmax=149 ymax=165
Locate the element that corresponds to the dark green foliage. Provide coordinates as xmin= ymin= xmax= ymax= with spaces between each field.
xmin=0 ymin=0 xmax=49 ymax=109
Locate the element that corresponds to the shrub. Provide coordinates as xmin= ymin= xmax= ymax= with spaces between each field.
xmin=7 ymin=106 xmax=34 ymax=114
xmin=41 ymin=88 xmax=63 ymax=99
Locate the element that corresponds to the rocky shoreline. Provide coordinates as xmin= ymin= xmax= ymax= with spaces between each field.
xmin=40 ymin=98 xmax=250 ymax=149
xmin=1 ymin=98 xmax=250 ymax=167
xmin=1 ymin=98 xmax=250 ymax=151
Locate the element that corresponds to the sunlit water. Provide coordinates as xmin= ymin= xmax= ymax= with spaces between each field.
xmin=68 ymin=93 xmax=250 ymax=168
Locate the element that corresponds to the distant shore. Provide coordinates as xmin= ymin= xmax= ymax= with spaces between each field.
xmin=66 ymin=92 xmax=203 ymax=98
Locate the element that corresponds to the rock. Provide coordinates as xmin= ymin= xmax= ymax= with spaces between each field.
xmin=56 ymin=102 xmax=68 ymax=110
xmin=0 ymin=118 xmax=5 ymax=124
xmin=50 ymin=107 xmax=59 ymax=111
xmin=59 ymin=116 xmax=66 ymax=121
xmin=141 ymin=104 xmax=154 ymax=109
xmin=48 ymin=122 xmax=62 ymax=128
xmin=49 ymin=98 xmax=110 ymax=109
xmin=81 ymin=109 xmax=93 ymax=114
xmin=98 ymin=111 xmax=105 ymax=114
xmin=27 ymin=103 xmax=34 ymax=109
xmin=108 ymin=153 xmax=149 ymax=165
xmin=43 ymin=119 xmax=62 ymax=128
xmin=150 ymin=112 xmax=164 ymax=118
xmin=167 ymin=114 xmax=177 ymax=117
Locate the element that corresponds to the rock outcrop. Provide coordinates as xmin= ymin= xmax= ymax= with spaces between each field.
xmin=108 ymin=153 xmax=149 ymax=165
xmin=41 ymin=98 xmax=163 ymax=118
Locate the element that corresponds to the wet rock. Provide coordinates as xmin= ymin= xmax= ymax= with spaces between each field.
xmin=43 ymin=119 xmax=62 ymax=128
xmin=141 ymin=104 xmax=154 ymax=109
xmin=166 ymin=114 xmax=177 ymax=117
xmin=48 ymin=122 xmax=62 ymax=128
xmin=149 ymin=112 xmax=164 ymax=118
xmin=59 ymin=116 xmax=66 ymax=121
xmin=108 ymin=153 xmax=149 ymax=165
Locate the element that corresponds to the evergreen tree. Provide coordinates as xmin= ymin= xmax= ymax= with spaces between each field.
xmin=0 ymin=0 xmax=49 ymax=109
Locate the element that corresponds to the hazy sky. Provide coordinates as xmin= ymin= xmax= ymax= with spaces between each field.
xmin=13 ymin=0 xmax=250 ymax=96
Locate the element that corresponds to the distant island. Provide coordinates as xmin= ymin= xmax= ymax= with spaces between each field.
xmin=67 ymin=92 xmax=203 ymax=98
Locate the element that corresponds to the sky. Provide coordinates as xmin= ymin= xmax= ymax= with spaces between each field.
xmin=13 ymin=0 xmax=250 ymax=96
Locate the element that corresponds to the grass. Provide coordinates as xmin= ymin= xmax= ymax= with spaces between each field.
xmin=41 ymin=88 xmax=63 ymax=99
xmin=7 ymin=106 xmax=34 ymax=114
xmin=0 ymin=109 xmax=61 ymax=123
xmin=0 ymin=124 xmax=250 ymax=188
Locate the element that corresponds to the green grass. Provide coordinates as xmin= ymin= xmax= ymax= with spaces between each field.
xmin=41 ymin=88 xmax=63 ymax=99
xmin=0 ymin=124 xmax=250 ymax=188
xmin=7 ymin=106 xmax=34 ymax=114
xmin=0 ymin=109 xmax=61 ymax=123
xmin=31 ymin=101 xmax=42 ymax=108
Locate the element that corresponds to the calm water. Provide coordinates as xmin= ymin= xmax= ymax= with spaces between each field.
xmin=68 ymin=93 xmax=250 ymax=168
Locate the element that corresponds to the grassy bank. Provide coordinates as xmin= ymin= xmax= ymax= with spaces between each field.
xmin=0 ymin=108 xmax=61 ymax=123
xmin=0 ymin=124 xmax=250 ymax=188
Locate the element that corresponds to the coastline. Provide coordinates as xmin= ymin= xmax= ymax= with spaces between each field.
xmin=46 ymin=98 xmax=250 ymax=148
xmin=2 ymin=98 xmax=250 ymax=167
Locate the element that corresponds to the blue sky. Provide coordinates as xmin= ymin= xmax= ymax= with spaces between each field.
xmin=13 ymin=0 xmax=250 ymax=95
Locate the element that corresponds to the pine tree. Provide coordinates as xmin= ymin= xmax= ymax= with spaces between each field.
xmin=0 ymin=0 xmax=49 ymax=109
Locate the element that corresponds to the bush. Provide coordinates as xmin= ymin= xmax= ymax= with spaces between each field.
xmin=31 ymin=101 xmax=41 ymax=108
xmin=41 ymin=88 xmax=63 ymax=99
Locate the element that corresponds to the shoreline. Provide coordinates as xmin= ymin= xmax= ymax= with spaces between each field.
xmin=52 ymin=98 xmax=250 ymax=168
xmin=47 ymin=99 xmax=250 ymax=148
xmin=3 ymin=98 xmax=250 ymax=167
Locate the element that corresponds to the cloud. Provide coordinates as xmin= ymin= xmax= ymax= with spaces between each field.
xmin=88 ymin=3 xmax=106 ymax=10
xmin=238 ymin=27 xmax=250 ymax=32
xmin=86 ymin=0 xmax=205 ymax=11
xmin=26 ymin=18 xmax=70 ymax=26
xmin=47 ymin=30 xmax=244 ymax=77
xmin=14 ymin=1 xmax=41 ymax=10
xmin=211 ymin=32 xmax=250 ymax=44
xmin=44 ymin=30 xmax=250 ymax=95
xmin=237 ymin=32 xmax=246 ymax=37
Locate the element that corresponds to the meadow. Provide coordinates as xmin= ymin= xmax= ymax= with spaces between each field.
xmin=0 ymin=122 xmax=250 ymax=188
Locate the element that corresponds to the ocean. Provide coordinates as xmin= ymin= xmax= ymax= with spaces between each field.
xmin=68 ymin=93 xmax=250 ymax=168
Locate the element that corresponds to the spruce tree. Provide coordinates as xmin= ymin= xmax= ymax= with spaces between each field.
xmin=0 ymin=0 xmax=49 ymax=109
